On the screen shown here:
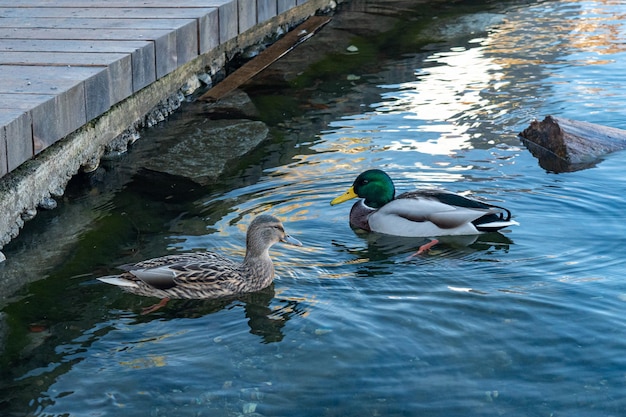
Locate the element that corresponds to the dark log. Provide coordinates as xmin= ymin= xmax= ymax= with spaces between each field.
xmin=199 ymin=16 xmax=331 ymax=102
xmin=519 ymin=115 xmax=626 ymax=173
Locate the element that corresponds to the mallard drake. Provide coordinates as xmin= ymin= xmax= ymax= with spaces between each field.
xmin=330 ymin=169 xmax=518 ymax=237
xmin=97 ymin=214 xmax=302 ymax=299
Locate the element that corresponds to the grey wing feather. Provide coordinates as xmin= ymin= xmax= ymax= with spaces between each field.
xmin=131 ymin=267 xmax=178 ymax=290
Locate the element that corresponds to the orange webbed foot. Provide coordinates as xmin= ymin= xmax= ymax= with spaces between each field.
xmin=407 ymin=239 xmax=439 ymax=259
xmin=141 ymin=297 xmax=171 ymax=315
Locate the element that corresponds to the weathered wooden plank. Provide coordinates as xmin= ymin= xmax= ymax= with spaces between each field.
xmin=519 ymin=115 xmax=626 ymax=173
xmin=0 ymin=17 xmax=200 ymax=63
xmin=0 ymin=0 xmax=232 ymax=6
xmin=0 ymin=27 xmax=177 ymax=78
xmin=200 ymin=16 xmax=332 ymax=102
xmin=0 ymin=65 xmax=102 ymax=95
xmin=0 ymin=66 xmax=107 ymax=152
xmin=0 ymin=28 xmax=173 ymax=52
xmin=174 ymin=20 xmax=199 ymax=65
xmin=238 ymin=0 xmax=257 ymax=34
xmin=129 ymin=43 xmax=157 ymax=91
xmin=0 ymin=51 xmax=128 ymax=66
xmin=0 ymin=96 xmax=54 ymax=162
xmin=198 ymin=9 xmax=219 ymax=53
xmin=0 ymin=8 xmax=220 ymax=53
xmin=0 ymin=93 xmax=55 ymax=110
xmin=0 ymin=123 xmax=6 ymax=176
xmin=0 ymin=65 xmax=118 ymax=123
xmin=0 ymin=39 xmax=154 ymax=92
xmin=0 ymin=17 xmax=197 ymax=29
xmin=278 ymin=0 xmax=297 ymax=14
xmin=0 ymin=7 xmax=218 ymax=18
xmin=258 ymin=0 xmax=277 ymax=22
xmin=0 ymin=113 xmax=10 ymax=175
xmin=30 ymin=85 xmax=86 ymax=154
xmin=0 ymin=109 xmax=33 ymax=172
xmin=0 ymin=39 xmax=152 ymax=53
xmin=218 ymin=1 xmax=238 ymax=44
xmin=0 ymin=53 xmax=134 ymax=109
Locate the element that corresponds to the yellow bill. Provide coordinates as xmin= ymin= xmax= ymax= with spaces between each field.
xmin=330 ymin=186 xmax=358 ymax=205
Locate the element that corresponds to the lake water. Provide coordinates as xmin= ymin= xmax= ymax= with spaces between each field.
xmin=2 ymin=0 xmax=626 ymax=416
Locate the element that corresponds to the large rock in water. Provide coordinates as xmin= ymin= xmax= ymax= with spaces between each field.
xmin=143 ymin=118 xmax=269 ymax=184
xmin=519 ymin=115 xmax=626 ymax=173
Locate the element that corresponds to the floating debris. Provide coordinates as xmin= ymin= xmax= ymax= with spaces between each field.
xmin=519 ymin=115 xmax=626 ymax=173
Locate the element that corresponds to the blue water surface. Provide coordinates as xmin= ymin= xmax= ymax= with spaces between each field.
xmin=2 ymin=1 xmax=626 ymax=416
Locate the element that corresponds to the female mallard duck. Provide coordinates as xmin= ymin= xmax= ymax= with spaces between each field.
xmin=97 ymin=214 xmax=302 ymax=299
xmin=330 ymin=169 xmax=518 ymax=237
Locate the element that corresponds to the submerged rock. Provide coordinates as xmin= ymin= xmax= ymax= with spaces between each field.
xmin=203 ymin=89 xmax=261 ymax=120
xmin=142 ymin=119 xmax=269 ymax=184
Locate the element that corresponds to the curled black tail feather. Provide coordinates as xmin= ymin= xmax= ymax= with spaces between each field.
xmin=489 ymin=203 xmax=512 ymax=221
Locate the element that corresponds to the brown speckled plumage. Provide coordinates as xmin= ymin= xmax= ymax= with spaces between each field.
xmin=97 ymin=215 xmax=301 ymax=299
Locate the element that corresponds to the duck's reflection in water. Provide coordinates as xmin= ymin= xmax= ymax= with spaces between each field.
xmin=124 ymin=284 xmax=305 ymax=343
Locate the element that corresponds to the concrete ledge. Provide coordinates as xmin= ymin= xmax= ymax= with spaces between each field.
xmin=0 ymin=0 xmax=336 ymax=250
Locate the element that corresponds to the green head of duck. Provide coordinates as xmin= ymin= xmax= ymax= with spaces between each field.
xmin=330 ymin=169 xmax=395 ymax=209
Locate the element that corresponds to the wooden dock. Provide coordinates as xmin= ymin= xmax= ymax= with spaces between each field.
xmin=0 ymin=0 xmax=318 ymax=178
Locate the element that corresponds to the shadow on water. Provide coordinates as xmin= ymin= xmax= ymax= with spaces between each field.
xmin=107 ymin=285 xmax=303 ymax=345
xmin=332 ymin=228 xmax=513 ymax=266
